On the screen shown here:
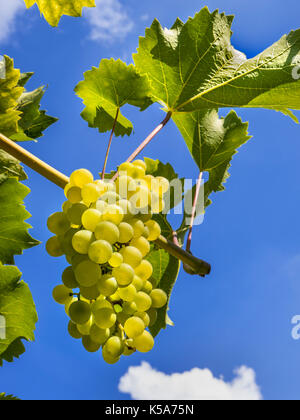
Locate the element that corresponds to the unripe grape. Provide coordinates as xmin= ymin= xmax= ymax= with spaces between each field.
xmin=142 ymin=280 xmax=153 ymax=294
xmin=130 ymin=237 xmax=150 ymax=257
xmin=93 ymin=308 xmax=117 ymax=329
xmin=91 ymin=299 xmax=113 ymax=314
xmin=94 ymin=221 xmax=119 ymax=244
xmin=47 ymin=212 xmax=70 ymax=235
xmin=109 ymin=252 xmax=123 ymax=268
xmin=88 ymin=240 xmax=113 ymax=264
xmin=70 ymin=169 xmax=94 ymax=188
xmin=66 ymin=203 xmax=87 ymax=226
xmin=135 ymin=311 xmax=150 ymax=327
xmin=82 ymin=335 xmax=101 ymax=353
xmin=62 ymin=266 xmax=79 ymax=289
xmin=53 ymin=285 xmax=72 ymax=305
xmin=65 ymin=297 xmax=77 ymax=316
xmin=97 ymin=274 xmax=118 ymax=297
xmin=77 ymin=318 xmax=93 ymax=335
xmin=128 ymin=218 xmax=145 ymax=238
xmin=150 ymin=289 xmax=168 ymax=308
xmin=75 ymin=259 xmax=101 ymax=287
xmin=69 ymin=301 xmax=91 ymax=325
xmin=46 ymin=236 xmax=64 ymax=257
xmin=103 ymin=336 xmax=124 ymax=358
xmin=134 ymin=291 xmax=152 ymax=312
xmin=62 ymin=201 xmax=72 ymax=214
xmin=61 ymin=228 xmax=79 ymax=257
xmin=90 ymin=324 xmax=110 ymax=344
xmin=118 ymin=284 xmax=137 ymax=302
xmin=68 ymin=321 xmax=82 ymax=339
xmin=64 ymin=182 xmax=74 ymax=198
xmin=80 ymin=284 xmax=100 ymax=300
xmin=82 ymin=209 xmax=102 ymax=231
xmin=113 ymin=263 xmax=135 ymax=286
xmin=122 ymin=301 xmax=137 ymax=315
xmin=82 ymin=183 xmax=101 ymax=204
xmin=117 ymin=199 xmax=136 ymax=220
xmin=132 ymin=275 xmax=144 ymax=292
xmin=67 ymin=187 xmax=82 ymax=204
xmin=118 ymin=222 xmax=134 ymax=243
xmin=72 ymin=230 xmax=94 ymax=254
xmin=102 ymin=205 xmax=124 ymax=225
xmin=71 ymin=253 xmax=88 ymax=269
xmin=145 ymin=220 xmax=161 ymax=241
xmin=133 ymin=331 xmax=154 ymax=353
xmin=124 ymin=317 xmax=145 ymax=338
xmin=120 ymin=246 xmax=143 ymax=269
xmin=102 ymin=347 xmax=120 ymax=365
xmin=135 ymin=260 xmax=153 ymax=281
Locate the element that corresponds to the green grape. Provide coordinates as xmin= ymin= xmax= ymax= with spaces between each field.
xmin=68 ymin=321 xmax=82 ymax=339
xmin=150 ymin=289 xmax=168 ymax=308
xmin=122 ymin=301 xmax=137 ymax=315
xmin=103 ymin=336 xmax=124 ymax=358
xmin=147 ymin=308 xmax=157 ymax=326
xmin=143 ymin=174 xmax=154 ymax=190
xmin=118 ymin=162 xmax=135 ymax=176
xmin=90 ymin=324 xmax=110 ymax=344
xmin=110 ymin=291 xmax=121 ymax=302
xmin=115 ymin=175 xmax=134 ymax=198
xmin=75 ymin=259 xmax=101 ymax=287
xmin=82 ymin=335 xmax=101 ymax=353
xmin=103 ymin=181 xmax=116 ymax=192
xmin=67 ymin=186 xmax=82 ymax=204
xmin=62 ymin=266 xmax=79 ymax=289
xmin=113 ymin=263 xmax=135 ymax=286
xmin=128 ymin=218 xmax=145 ymax=238
xmin=91 ymin=299 xmax=113 ymax=313
xmin=156 ymin=176 xmax=170 ymax=195
xmin=150 ymin=192 xmax=165 ymax=214
xmin=69 ymin=301 xmax=91 ymax=325
xmin=135 ymin=311 xmax=150 ymax=328
xmin=117 ymin=311 xmax=130 ymax=325
xmin=77 ymin=318 xmax=93 ymax=335
xmin=118 ymin=222 xmax=134 ymax=244
xmin=135 ymin=260 xmax=153 ymax=282
xmin=67 ymin=203 xmax=88 ymax=226
xmin=118 ymin=284 xmax=137 ymax=302
xmin=62 ymin=201 xmax=72 ymax=214
xmin=61 ymin=228 xmax=79 ymax=257
xmin=93 ymin=200 xmax=108 ymax=213
xmin=130 ymin=186 xmax=150 ymax=209
xmin=82 ymin=183 xmax=101 ymax=204
xmin=97 ymin=274 xmax=118 ymax=297
xmin=120 ymin=246 xmax=143 ymax=269
xmin=94 ymin=221 xmax=119 ymax=245
xmin=65 ymin=254 xmax=73 ymax=265
xmin=82 ymin=209 xmax=102 ymax=232
xmin=145 ymin=220 xmax=161 ymax=241
xmin=130 ymin=237 xmax=150 ymax=258
xmin=102 ymin=205 xmax=124 ymax=225
xmin=132 ymin=160 xmax=147 ymax=172
xmin=65 ymin=297 xmax=77 ymax=316
xmin=46 ymin=236 xmax=64 ymax=257
xmin=80 ymin=284 xmax=100 ymax=300
xmin=142 ymin=281 xmax=153 ymax=294
xmin=47 ymin=212 xmax=70 ymax=235
xmin=88 ymin=240 xmax=113 ymax=264
xmin=124 ymin=316 xmax=145 ymax=338
xmin=109 ymin=252 xmax=123 ymax=268
xmin=100 ymin=191 xmax=121 ymax=205
xmin=117 ymin=199 xmax=136 ymax=220
xmin=142 ymin=226 xmax=150 ymax=238
xmin=94 ymin=179 xmax=108 ymax=194
xmin=102 ymin=347 xmax=120 ymax=365
xmin=133 ymin=330 xmax=154 ymax=353
xmin=132 ymin=275 xmax=144 ymax=292
xmin=70 ymin=169 xmax=94 ymax=188
xmin=71 ymin=253 xmax=88 ymax=269
xmin=134 ymin=291 xmax=152 ymax=312
xmin=93 ymin=308 xmax=117 ymax=329
xmin=52 ymin=285 xmax=72 ymax=305
xmin=72 ymin=230 xmax=94 ymax=254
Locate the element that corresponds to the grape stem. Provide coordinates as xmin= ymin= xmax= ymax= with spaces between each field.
xmin=186 ymin=171 xmax=203 ymax=253
xmin=112 ymin=111 xmax=172 ymax=181
xmin=101 ymin=108 xmax=119 ymax=180
xmin=0 ymin=131 xmax=211 ymax=277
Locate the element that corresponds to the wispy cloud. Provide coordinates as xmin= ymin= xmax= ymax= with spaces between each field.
xmin=0 ymin=0 xmax=25 ymax=44
xmin=84 ymin=0 xmax=134 ymax=42
xmin=119 ymin=362 xmax=262 ymax=401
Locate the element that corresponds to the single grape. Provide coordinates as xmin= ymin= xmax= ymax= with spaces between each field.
xmin=135 ymin=311 xmax=150 ymax=328
xmin=80 ymin=284 xmax=100 ymax=300
xmin=70 ymin=169 xmax=94 ymax=188
xmin=132 ymin=160 xmax=147 ymax=172
xmin=68 ymin=321 xmax=82 ymax=339
xmin=118 ymin=162 xmax=135 ymax=176
xmin=135 ymin=260 xmax=153 ymax=282
xmin=97 ymin=274 xmax=118 ymax=297
xmin=71 ymin=253 xmax=88 ymax=269
xmin=69 ymin=300 xmax=91 ymax=325
xmin=115 ymin=175 xmax=134 ymax=199
xmin=102 ymin=205 xmax=124 ymax=225
xmin=46 ymin=236 xmax=64 ymax=257
xmin=110 ymin=291 xmax=121 ymax=302
xmin=132 ymin=275 xmax=144 ymax=292
xmin=91 ymin=299 xmax=113 ymax=314
xmin=94 ymin=180 xmax=108 ymax=195
xmin=93 ymin=308 xmax=117 ymax=329
xmin=147 ymin=308 xmax=157 ymax=326
xmin=145 ymin=220 xmax=161 ymax=241
xmin=90 ymin=324 xmax=110 ymax=344
xmin=118 ymin=284 xmax=137 ymax=302
xmin=118 ymin=222 xmax=134 ymax=244
xmin=82 ymin=335 xmax=101 ymax=353
xmin=88 ymin=240 xmax=113 ymax=264
xmin=64 ymin=183 xmax=73 ymax=198
xmin=47 ymin=212 xmax=70 ymax=235
xmin=120 ymin=246 xmax=143 ymax=269
xmin=67 ymin=186 xmax=82 ymax=204
xmin=82 ymin=183 xmax=101 ymax=204
xmin=67 ymin=203 xmax=88 ymax=226
xmin=52 ymin=285 xmax=72 ymax=305
xmin=133 ymin=330 xmax=154 ymax=353
xmin=94 ymin=221 xmax=119 ymax=245
xmin=82 ymin=209 xmax=102 ymax=232
xmin=103 ymin=336 xmax=124 ymax=358
xmin=142 ymin=280 xmax=153 ymax=294
xmin=77 ymin=318 xmax=93 ymax=335
xmin=102 ymin=347 xmax=120 ymax=365
xmin=62 ymin=266 xmax=79 ymax=289
xmin=150 ymin=289 xmax=168 ymax=308
xmin=109 ymin=252 xmax=123 ymax=268
xmin=128 ymin=218 xmax=145 ymax=238
xmin=122 ymin=301 xmax=137 ymax=315
xmin=134 ymin=291 xmax=152 ymax=312
xmin=65 ymin=297 xmax=77 ymax=316
xmin=72 ymin=230 xmax=94 ymax=254
xmin=124 ymin=317 xmax=145 ymax=338
xmin=75 ymin=259 xmax=101 ymax=287
xmin=130 ymin=237 xmax=150 ymax=257
xmin=61 ymin=228 xmax=79 ymax=257
xmin=113 ymin=263 xmax=135 ymax=286
xmin=62 ymin=201 xmax=72 ymax=214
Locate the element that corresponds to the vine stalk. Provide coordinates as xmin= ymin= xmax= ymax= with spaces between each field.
xmin=186 ymin=171 xmax=203 ymax=252
xmin=101 ymin=108 xmax=119 ymax=180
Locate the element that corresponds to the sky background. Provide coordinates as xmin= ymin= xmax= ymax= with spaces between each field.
xmin=0 ymin=0 xmax=300 ymax=400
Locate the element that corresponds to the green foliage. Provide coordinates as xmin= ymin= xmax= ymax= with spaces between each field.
xmin=0 ymin=392 xmax=20 ymax=401
xmin=0 ymin=150 xmax=27 ymax=184
xmin=75 ymin=59 xmax=153 ymax=137
xmin=24 ymin=0 xmax=95 ymax=27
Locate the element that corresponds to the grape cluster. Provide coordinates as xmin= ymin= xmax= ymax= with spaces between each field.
xmin=46 ymin=160 xmax=169 ymax=364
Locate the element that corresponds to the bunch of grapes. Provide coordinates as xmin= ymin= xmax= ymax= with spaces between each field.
xmin=46 ymin=160 xmax=169 ymax=364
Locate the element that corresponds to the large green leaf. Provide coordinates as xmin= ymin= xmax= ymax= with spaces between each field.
xmin=134 ymin=7 xmax=300 ymax=118
xmin=24 ymin=0 xmax=95 ymax=27
xmin=0 ymin=150 xmax=27 ymax=184
xmin=75 ymin=59 xmax=153 ymax=137
xmin=0 ymin=264 xmax=37 ymax=366
xmin=0 ymin=178 xmax=39 ymax=265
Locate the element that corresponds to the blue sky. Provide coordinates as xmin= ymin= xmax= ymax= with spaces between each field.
xmin=0 ymin=0 xmax=300 ymax=400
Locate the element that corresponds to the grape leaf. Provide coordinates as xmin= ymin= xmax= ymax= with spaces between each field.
xmin=0 ymin=264 xmax=37 ymax=366
xmin=75 ymin=59 xmax=153 ymax=137
xmin=134 ymin=7 xmax=300 ymax=119
xmin=0 ymin=393 xmax=20 ymax=401
xmin=0 ymin=150 xmax=27 ymax=184
xmin=0 ymin=178 xmax=39 ymax=265
xmin=24 ymin=0 xmax=95 ymax=27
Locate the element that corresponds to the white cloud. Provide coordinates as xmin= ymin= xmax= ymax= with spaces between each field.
xmin=84 ymin=0 xmax=134 ymax=42
xmin=0 ymin=0 xmax=25 ymax=44
xmin=119 ymin=362 xmax=262 ymax=401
